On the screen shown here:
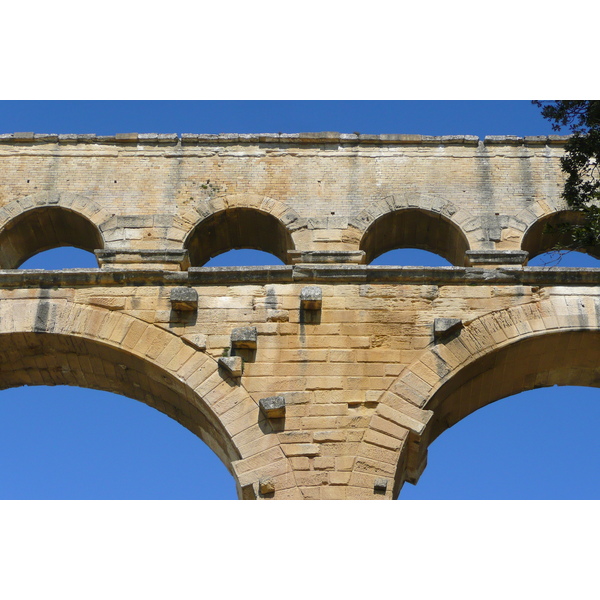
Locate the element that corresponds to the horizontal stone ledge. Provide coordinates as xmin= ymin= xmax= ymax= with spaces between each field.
xmin=466 ymin=250 xmax=529 ymax=266
xmin=188 ymin=266 xmax=294 ymax=283
xmin=483 ymin=134 xmax=570 ymax=146
xmin=0 ymin=269 xmax=188 ymax=288
xmin=1 ymin=265 xmax=600 ymax=288
xmin=96 ymin=249 xmax=190 ymax=271
xmin=0 ymin=132 xmax=571 ymax=147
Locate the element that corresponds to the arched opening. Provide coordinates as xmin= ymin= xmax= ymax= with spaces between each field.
xmin=401 ymin=386 xmax=600 ymax=499
xmin=522 ymin=210 xmax=600 ymax=263
xmin=401 ymin=329 xmax=600 ymax=499
xmin=528 ymin=250 xmax=600 ymax=267
xmin=20 ymin=246 xmax=99 ymax=269
xmin=371 ymin=248 xmax=453 ymax=267
xmin=205 ymin=248 xmax=285 ymax=267
xmin=360 ymin=208 xmax=469 ymax=266
xmin=0 ymin=330 xmax=240 ymax=495
xmin=185 ymin=208 xmax=294 ymax=267
xmin=0 ymin=206 xmax=104 ymax=269
xmin=0 ymin=385 xmax=236 ymax=499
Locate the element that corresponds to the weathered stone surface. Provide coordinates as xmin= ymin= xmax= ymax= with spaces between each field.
xmin=182 ymin=333 xmax=207 ymax=351
xmin=433 ymin=318 xmax=463 ymax=339
xmin=218 ymin=356 xmax=243 ymax=377
xmin=170 ymin=287 xmax=198 ymax=311
xmin=466 ymin=250 xmax=529 ymax=267
xmin=300 ymin=286 xmax=322 ymax=310
xmin=289 ymin=250 xmax=366 ymax=264
xmin=259 ymin=478 xmax=275 ymax=495
xmin=374 ymin=478 xmax=388 ymax=492
xmin=231 ymin=326 xmax=258 ymax=349
xmin=0 ymin=132 xmax=594 ymax=501
xmin=259 ymin=396 xmax=286 ymax=418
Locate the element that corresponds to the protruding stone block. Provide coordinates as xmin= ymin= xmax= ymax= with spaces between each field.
xmin=182 ymin=333 xmax=207 ymax=351
xmin=300 ymin=286 xmax=322 ymax=310
xmin=259 ymin=396 xmax=286 ymax=418
xmin=433 ymin=318 xmax=463 ymax=339
xmin=218 ymin=356 xmax=243 ymax=377
xmin=170 ymin=287 xmax=198 ymax=311
xmin=374 ymin=478 xmax=388 ymax=493
xmin=259 ymin=478 xmax=275 ymax=495
xmin=231 ymin=326 xmax=258 ymax=349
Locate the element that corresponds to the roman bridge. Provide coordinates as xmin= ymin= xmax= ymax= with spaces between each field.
xmin=0 ymin=130 xmax=596 ymax=499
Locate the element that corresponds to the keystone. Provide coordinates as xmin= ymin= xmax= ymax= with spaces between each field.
xmin=300 ymin=286 xmax=322 ymax=310
xmin=259 ymin=396 xmax=286 ymax=418
xmin=231 ymin=326 xmax=258 ymax=349
xmin=170 ymin=287 xmax=198 ymax=311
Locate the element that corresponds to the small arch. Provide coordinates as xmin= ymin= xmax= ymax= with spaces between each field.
xmin=185 ymin=207 xmax=295 ymax=266
xmin=522 ymin=210 xmax=600 ymax=261
xmin=0 ymin=206 xmax=104 ymax=269
xmin=360 ymin=208 xmax=470 ymax=266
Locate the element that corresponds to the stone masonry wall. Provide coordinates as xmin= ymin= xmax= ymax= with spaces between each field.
xmin=0 ymin=133 xmax=596 ymax=499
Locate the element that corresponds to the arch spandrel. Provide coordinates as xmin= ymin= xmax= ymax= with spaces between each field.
xmin=0 ymin=296 xmax=300 ymax=499
xmin=359 ymin=296 xmax=600 ymax=499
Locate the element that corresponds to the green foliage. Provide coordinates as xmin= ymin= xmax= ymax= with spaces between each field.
xmin=534 ymin=101 xmax=600 ymax=251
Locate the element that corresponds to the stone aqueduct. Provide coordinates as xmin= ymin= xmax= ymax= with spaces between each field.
xmin=0 ymin=130 xmax=597 ymax=499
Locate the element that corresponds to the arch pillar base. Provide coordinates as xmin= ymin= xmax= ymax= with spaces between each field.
xmin=465 ymin=250 xmax=528 ymax=268
xmin=95 ymin=249 xmax=190 ymax=271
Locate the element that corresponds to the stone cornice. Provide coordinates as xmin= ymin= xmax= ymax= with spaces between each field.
xmin=0 ymin=132 xmax=571 ymax=147
xmin=1 ymin=265 xmax=599 ymax=288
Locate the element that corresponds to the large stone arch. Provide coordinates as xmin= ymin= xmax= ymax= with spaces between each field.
xmin=0 ymin=296 xmax=300 ymax=499
xmin=351 ymin=196 xmax=469 ymax=266
xmin=0 ymin=192 xmax=111 ymax=268
xmin=352 ymin=294 xmax=600 ymax=499
xmin=184 ymin=194 xmax=304 ymax=266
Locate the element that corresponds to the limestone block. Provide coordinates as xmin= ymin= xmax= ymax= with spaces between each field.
xmin=259 ymin=395 xmax=286 ymax=418
xmin=259 ymin=478 xmax=275 ymax=495
xmin=231 ymin=326 xmax=258 ymax=349
xmin=300 ymin=286 xmax=322 ymax=310
xmin=465 ymin=250 xmax=528 ymax=267
xmin=170 ymin=287 xmax=198 ymax=311
xmin=218 ymin=356 xmax=243 ymax=377
xmin=433 ymin=318 xmax=463 ymax=340
xmin=182 ymin=333 xmax=207 ymax=351
xmin=288 ymin=250 xmax=366 ymax=264
xmin=374 ymin=478 xmax=388 ymax=493
xmin=88 ymin=296 xmax=126 ymax=310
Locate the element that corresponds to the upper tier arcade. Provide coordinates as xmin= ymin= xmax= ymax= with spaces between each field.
xmin=0 ymin=132 xmax=573 ymax=270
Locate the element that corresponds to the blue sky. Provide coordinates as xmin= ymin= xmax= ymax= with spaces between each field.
xmin=1 ymin=100 xmax=599 ymax=501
